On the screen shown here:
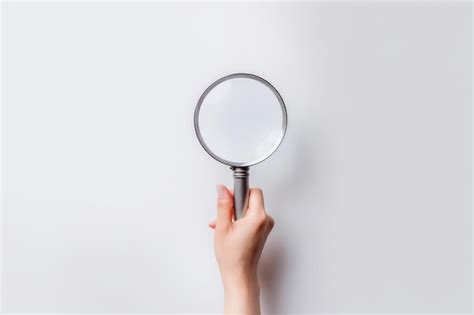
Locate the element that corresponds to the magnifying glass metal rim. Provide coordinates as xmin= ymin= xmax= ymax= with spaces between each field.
xmin=194 ymin=72 xmax=288 ymax=167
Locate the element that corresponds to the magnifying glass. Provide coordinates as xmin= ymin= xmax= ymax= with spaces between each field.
xmin=194 ymin=73 xmax=287 ymax=220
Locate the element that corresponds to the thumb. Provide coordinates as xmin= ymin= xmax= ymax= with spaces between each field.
xmin=216 ymin=184 xmax=234 ymax=229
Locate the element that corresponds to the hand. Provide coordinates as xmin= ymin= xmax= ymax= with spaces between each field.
xmin=209 ymin=185 xmax=275 ymax=314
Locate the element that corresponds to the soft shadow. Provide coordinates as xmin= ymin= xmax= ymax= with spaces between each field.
xmin=259 ymin=236 xmax=287 ymax=314
xmin=258 ymin=125 xmax=322 ymax=313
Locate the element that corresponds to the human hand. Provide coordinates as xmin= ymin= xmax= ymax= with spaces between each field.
xmin=209 ymin=184 xmax=274 ymax=314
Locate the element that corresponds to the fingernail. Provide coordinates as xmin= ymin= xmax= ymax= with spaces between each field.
xmin=216 ymin=185 xmax=226 ymax=199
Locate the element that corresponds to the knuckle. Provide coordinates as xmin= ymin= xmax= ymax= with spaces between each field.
xmin=217 ymin=199 xmax=232 ymax=210
xmin=267 ymin=215 xmax=275 ymax=229
xmin=255 ymin=212 xmax=267 ymax=226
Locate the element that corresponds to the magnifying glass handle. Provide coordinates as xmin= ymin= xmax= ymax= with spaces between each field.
xmin=231 ymin=166 xmax=249 ymax=220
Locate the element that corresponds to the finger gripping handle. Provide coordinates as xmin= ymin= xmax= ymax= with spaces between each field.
xmin=232 ymin=166 xmax=249 ymax=220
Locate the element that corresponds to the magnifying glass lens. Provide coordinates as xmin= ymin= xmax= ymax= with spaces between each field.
xmin=197 ymin=77 xmax=285 ymax=166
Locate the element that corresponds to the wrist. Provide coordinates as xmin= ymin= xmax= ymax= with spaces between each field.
xmin=223 ymin=271 xmax=260 ymax=296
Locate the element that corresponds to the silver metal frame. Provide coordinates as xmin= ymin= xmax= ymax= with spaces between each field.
xmin=194 ymin=73 xmax=288 ymax=167
xmin=194 ymin=73 xmax=288 ymax=219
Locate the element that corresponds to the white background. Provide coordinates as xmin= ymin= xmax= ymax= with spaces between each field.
xmin=2 ymin=2 xmax=472 ymax=313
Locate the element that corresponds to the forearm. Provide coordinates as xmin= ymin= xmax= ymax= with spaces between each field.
xmin=223 ymin=274 xmax=260 ymax=314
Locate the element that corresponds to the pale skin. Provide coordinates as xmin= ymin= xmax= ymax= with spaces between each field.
xmin=208 ymin=184 xmax=274 ymax=315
